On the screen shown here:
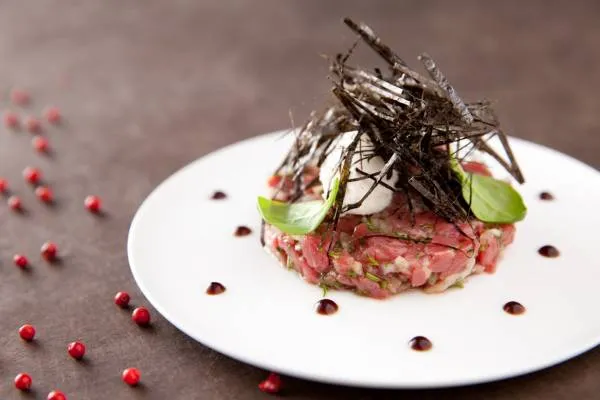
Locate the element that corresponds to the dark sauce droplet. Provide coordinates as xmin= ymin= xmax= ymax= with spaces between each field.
xmin=409 ymin=336 xmax=432 ymax=351
xmin=206 ymin=282 xmax=226 ymax=295
xmin=539 ymin=191 xmax=554 ymax=200
xmin=315 ymin=299 xmax=338 ymax=315
xmin=234 ymin=226 xmax=252 ymax=237
xmin=538 ymin=245 xmax=560 ymax=258
xmin=503 ymin=301 xmax=525 ymax=315
xmin=211 ymin=191 xmax=227 ymax=200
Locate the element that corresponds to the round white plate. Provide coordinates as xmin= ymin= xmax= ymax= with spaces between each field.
xmin=128 ymin=131 xmax=600 ymax=388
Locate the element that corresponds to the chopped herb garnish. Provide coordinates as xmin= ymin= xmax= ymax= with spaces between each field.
xmin=348 ymin=270 xmax=358 ymax=278
xmin=328 ymin=241 xmax=343 ymax=259
xmin=366 ymin=255 xmax=379 ymax=266
xmin=365 ymin=272 xmax=382 ymax=283
xmin=394 ymin=232 xmax=431 ymax=243
xmin=450 ymin=279 xmax=465 ymax=289
xmin=365 ymin=217 xmax=378 ymax=232
xmin=319 ymin=283 xmax=329 ymax=297
xmin=380 ymin=280 xmax=389 ymax=289
xmin=427 ymin=273 xmax=438 ymax=285
xmin=328 ymin=250 xmax=341 ymax=259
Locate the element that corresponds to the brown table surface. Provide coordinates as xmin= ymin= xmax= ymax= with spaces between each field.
xmin=0 ymin=0 xmax=599 ymax=399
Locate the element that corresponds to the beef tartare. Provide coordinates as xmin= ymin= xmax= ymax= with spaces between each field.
xmin=257 ymin=18 xmax=526 ymax=298
xmin=263 ymin=163 xmax=515 ymax=298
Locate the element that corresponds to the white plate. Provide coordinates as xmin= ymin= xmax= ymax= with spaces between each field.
xmin=128 ymin=131 xmax=600 ymax=388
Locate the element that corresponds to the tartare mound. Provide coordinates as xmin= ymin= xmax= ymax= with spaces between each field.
xmin=258 ymin=18 xmax=526 ymax=299
xmin=263 ymin=163 xmax=515 ymax=298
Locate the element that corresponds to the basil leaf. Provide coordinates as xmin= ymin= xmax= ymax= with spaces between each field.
xmin=257 ymin=178 xmax=339 ymax=235
xmin=450 ymin=159 xmax=527 ymax=223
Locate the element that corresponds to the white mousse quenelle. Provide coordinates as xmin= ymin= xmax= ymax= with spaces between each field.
xmin=318 ymin=130 xmax=398 ymax=215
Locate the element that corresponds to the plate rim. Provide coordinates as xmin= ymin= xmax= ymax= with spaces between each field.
xmin=127 ymin=130 xmax=600 ymax=389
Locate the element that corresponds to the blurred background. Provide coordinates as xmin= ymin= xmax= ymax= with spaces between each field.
xmin=0 ymin=1 xmax=598 ymax=399
xmin=0 ymin=0 xmax=598 ymax=178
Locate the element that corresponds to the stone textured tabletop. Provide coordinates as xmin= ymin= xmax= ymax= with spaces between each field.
xmin=0 ymin=0 xmax=598 ymax=399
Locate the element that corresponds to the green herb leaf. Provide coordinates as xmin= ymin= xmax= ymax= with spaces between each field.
xmin=427 ymin=273 xmax=438 ymax=285
xmin=450 ymin=159 xmax=527 ymax=223
xmin=366 ymin=255 xmax=379 ymax=266
xmin=345 ymin=242 xmax=355 ymax=253
xmin=286 ymin=257 xmax=294 ymax=270
xmin=365 ymin=217 xmax=378 ymax=232
xmin=319 ymin=280 xmax=341 ymax=296
xmin=328 ymin=250 xmax=341 ymax=259
xmin=365 ymin=272 xmax=382 ymax=282
xmin=257 ymin=178 xmax=340 ymax=235
xmin=319 ymin=283 xmax=329 ymax=297
xmin=450 ymin=278 xmax=464 ymax=289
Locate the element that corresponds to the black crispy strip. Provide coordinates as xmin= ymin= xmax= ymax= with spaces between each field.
xmin=266 ymin=18 xmax=525 ymax=231
xmin=418 ymin=53 xmax=474 ymax=125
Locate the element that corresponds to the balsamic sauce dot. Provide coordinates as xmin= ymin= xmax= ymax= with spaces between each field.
xmin=409 ymin=336 xmax=432 ymax=351
xmin=211 ymin=191 xmax=227 ymax=200
xmin=503 ymin=301 xmax=526 ymax=315
xmin=315 ymin=299 xmax=338 ymax=315
xmin=234 ymin=226 xmax=252 ymax=236
xmin=206 ymin=282 xmax=226 ymax=295
xmin=539 ymin=191 xmax=554 ymax=200
xmin=538 ymin=245 xmax=560 ymax=258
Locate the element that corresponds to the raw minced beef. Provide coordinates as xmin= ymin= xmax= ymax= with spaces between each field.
xmin=262 ymin=163 xmax=516 ymax=299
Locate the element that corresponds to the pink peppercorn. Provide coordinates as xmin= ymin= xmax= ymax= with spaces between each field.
xmin=24 ymin=116 xmax=41 ymax=134
xmin=44 ymin=106 xmax=61 ymax=124
xmin=10 ymin=89 xmax=30 ymax=106
xmin=3 ymin=110 xmax=19 ymax=128
xmin=32 ymin=136 xmax=49 ymax=152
